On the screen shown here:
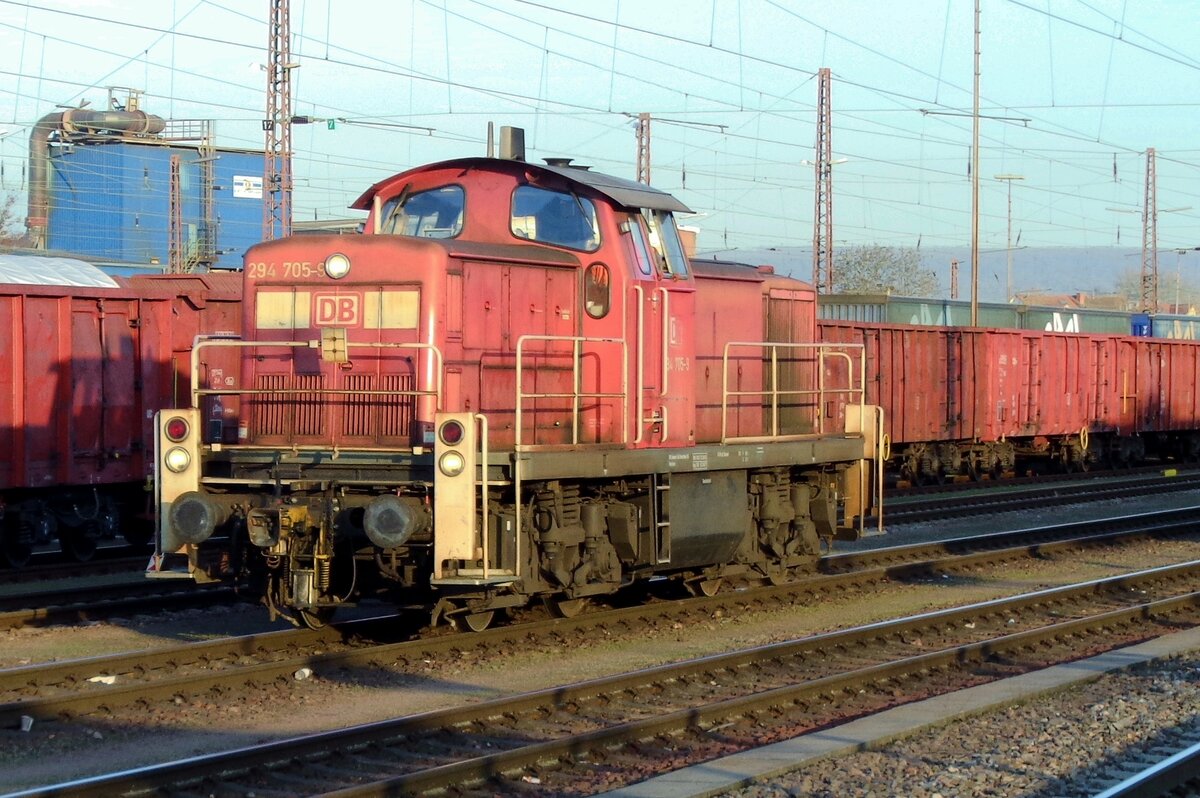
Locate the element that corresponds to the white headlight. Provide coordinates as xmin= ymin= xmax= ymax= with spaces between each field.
xmin=438 ymin=451 xmax=465 ymax=477
xmin=324 ymin=253 xmax=351 ymax=279
xmin=165 ymin=446 xmax=192 ymax=473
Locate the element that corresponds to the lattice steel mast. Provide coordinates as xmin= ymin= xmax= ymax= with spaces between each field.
xmin=812 ymin=67 xmax=833 ymax=293
xmin=263 ymin=0 xmax=293 ymax=240
xmin=1141 ymin=147 xmax=1158 ymax=313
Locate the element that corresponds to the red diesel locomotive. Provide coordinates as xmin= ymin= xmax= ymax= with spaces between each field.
xmin=150 ymin=135 xmax=883 ymax=629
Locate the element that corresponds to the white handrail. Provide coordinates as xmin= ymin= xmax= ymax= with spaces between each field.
xmin=633 ymin=284 xmax=646 ymax=444
xmin=720 ymin=340 xmax=867 ymax=444
xmin=513 ymin=334 xmax=629 ymax=448
xmin=188 ymin=336 xmax=443 ymax=410
xmin=658 ymin=287 xmax=670 ymax=398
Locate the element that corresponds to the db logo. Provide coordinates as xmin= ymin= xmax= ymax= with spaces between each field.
xmin=314 ymin=293 xmax=359 ymax=325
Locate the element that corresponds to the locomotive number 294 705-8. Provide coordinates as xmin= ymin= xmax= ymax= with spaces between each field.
xmin=246 ymin=261 xmax=327 ymax=279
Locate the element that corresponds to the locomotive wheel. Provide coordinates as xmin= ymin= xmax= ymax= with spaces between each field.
xmin=765 ymin=568 xmax=790 ymax=587
xmin=298 ymin=607 xmax=335 ymax=630
xmin=454 ymin=610 xmax=496 ymax=632
xmin=686 ymin=578 xmax=723 ymax=597
xmin=546 ymin=597 xmax=589 ymax=619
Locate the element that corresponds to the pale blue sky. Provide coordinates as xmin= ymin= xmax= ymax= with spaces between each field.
xmin=1 ymin=0 xmax=1198 ymax=260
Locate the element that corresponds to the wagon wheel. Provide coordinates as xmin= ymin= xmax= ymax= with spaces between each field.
xmin=298 ymin=607 xmax=336 ymax=630
xmin=454 ymin=610 xmax=496 ymax=633
xmin=122 ymin=520 xmax=154 ymax=549
xmin=546 ymin=597 xmax=590 ymax=619
xmin=1 ymin=525 xmax=32 ymax=568
xmin=916 ymin=468 xmax=946 ymax=487
xmin=60 ymin=523 xmax=98 ymax=563
xmin=1074 ymin=429 xmax=1092 ymax=472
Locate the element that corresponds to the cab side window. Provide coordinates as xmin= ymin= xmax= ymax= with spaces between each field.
xmin=380 ymin=185 xmax=464 ymax=238
xmin=622 ymin=217 xmax=654 ymax=276
xmin=645 ymin=209 xmax=690 ymax=277
xmin=584 ymin=262 xmax=610 ymax=319
xmin=512 ymin=185 xmax=600 ymax=252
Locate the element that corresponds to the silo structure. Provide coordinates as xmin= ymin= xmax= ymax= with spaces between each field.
xmin=28 ymin=90 xmax=266 ymax=271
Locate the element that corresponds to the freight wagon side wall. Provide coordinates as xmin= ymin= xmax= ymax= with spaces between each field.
xmin=953 ymin=329 xmax=986 ymax=441
xmin=1033 ymin=332 xmax=1135 ymax=439
xmin=130 ymin=274 xmax=244 ymax=447
xmin=1111 ymin=339 xmax=1140 ymax=434
xmin=0 ymin=285 xmax=143 ymax=491
xmin=817 ymin=321 xmax=954 ymax=447
xmin=1010 ymin=332 xmax=1104 ymax=439
xmin=0 ymin=275 xmax=244 ymax=495
xmin=1138 ymin=339 xmax=1200 ymax=432
xmin=1153 ymin=315 xmax=1200 ymax=340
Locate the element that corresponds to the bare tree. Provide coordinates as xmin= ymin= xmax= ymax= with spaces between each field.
xmin=0 ymin=193 xmax=26 ymax=248
xmin=833 ymin=244 xmax=939 ymax=297
xmin=1113 ymin=267 xmax=1200 ymax=312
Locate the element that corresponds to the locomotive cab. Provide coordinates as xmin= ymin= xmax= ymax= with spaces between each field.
xmin=149 ymin=141 xmax=883 ymax=630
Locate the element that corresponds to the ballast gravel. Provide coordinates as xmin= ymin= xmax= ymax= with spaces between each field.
xmin=720 ymin=652 xmax=1200 ymax=798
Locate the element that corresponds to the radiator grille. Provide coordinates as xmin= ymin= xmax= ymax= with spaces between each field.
xmin=252 ymin=374 xmax=325 ymax=437
xmin=380 ymin=373 xmax=415 ymax=438
xmin=253 ymin=372 xmax=415 ymax=443
xmin=341 ymin=374 xmax=374 ymax=438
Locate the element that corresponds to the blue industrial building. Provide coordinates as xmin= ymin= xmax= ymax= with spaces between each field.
xmin=46 ymin=140 xmax=265 ymax=270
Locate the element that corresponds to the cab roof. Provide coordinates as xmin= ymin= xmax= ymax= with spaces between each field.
xmin=352 ymin=157 xmax=692 ymax=215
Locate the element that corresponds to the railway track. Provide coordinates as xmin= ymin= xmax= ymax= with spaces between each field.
xmin=881 ymin=469 xmax=1200 ymax=525
xmin=14 ymin=552 xmax=1200 ymax=796
xmin=1091 ymin=735 xmax=1200 ymax=798
xmin=2 ymin=506 xmax=1197 ymax=733
xmin=891 ymin=462 xmax=1188 ymax=494
xmin=0 ymin=579 xmax=244 ymax=632
xmin=0 ymin=552 xmax=146 ymax=587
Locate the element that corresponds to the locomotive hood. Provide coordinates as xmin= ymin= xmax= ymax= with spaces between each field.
xmin=351 ymin=157 xmax=692 ymax=215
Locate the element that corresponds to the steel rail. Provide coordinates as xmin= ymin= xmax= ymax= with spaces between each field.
xmin=0 ymin=553 xmax=146 ymax=586
xmin=1093 ymin=738 xmax=1200 ymax=798
xmin=883 ymin=472 xmax=1200 ymax=525
xmin=890 ymin=463 xmax=1195 ymax=497
xmin=823 ymin=504 xmax=1200 ymax=570
xmin=2 ymin=509 xmax=1199 ymax=728
xmin=13 ymin=561 xmax=1200 ymax=797
xmin=0 ymin=581 xmax=240 ymax=631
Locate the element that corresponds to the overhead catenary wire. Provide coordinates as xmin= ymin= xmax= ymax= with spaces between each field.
xmin=0 ymin=0 xmax=1195 ymax=258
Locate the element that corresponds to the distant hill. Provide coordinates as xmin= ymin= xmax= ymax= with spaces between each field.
xmin=698 ymin=246 xmax=1152 ymax=303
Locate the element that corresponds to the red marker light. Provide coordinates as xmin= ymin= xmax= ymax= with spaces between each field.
xmin=165 ymin=417 xmax=190 ymax=442
xmin=439 ymin=420 xmax=464 ymax=446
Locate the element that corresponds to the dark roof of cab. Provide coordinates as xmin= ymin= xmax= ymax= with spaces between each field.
xmin=352 ymin=157 xmax=692 ymax=215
